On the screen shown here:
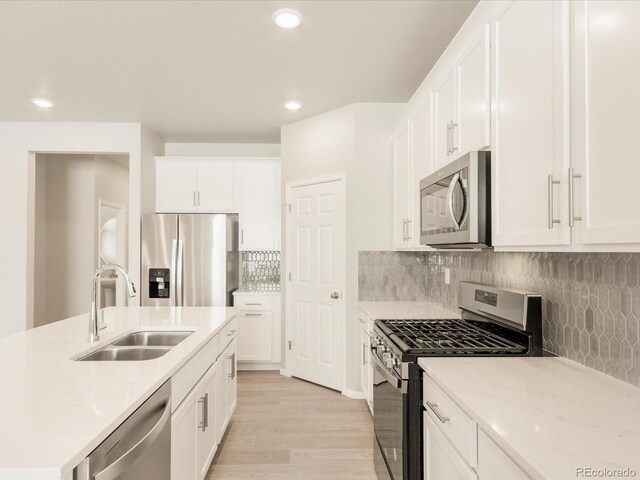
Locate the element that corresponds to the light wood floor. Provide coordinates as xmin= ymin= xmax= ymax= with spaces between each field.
xmin=206 ymin=371 xmax=377 ymax=480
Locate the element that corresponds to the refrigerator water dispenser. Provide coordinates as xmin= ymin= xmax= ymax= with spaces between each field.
xmin=149 ymin=268 xmax=170 ymax=298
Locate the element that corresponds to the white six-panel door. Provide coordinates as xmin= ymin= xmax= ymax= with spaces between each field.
xmin=289 ymin=179 xmax=344 ymax=391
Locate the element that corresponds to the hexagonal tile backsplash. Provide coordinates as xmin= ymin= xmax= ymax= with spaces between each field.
xmin=358 ymin=251 xmax=640 ymax=388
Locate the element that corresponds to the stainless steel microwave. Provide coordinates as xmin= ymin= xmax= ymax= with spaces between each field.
xmin=419 ymin=151 xmax=491 ymax=248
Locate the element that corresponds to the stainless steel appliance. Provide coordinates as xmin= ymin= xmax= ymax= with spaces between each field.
xmin=75 ymin=380 xmax=171 ymax=480
xmin=141 ymin=214 xmax=239 ymax=307
xmin=371 ymin=282 xmax=542 ymax=480
xmin=419 ymin=151 xmax=490 ymax=248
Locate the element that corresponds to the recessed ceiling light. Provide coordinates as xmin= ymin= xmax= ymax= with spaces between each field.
xmin=284 ymin=101 xmax=302 ymax=111
xmin=31 ymin=98 xmax=54 ymax=108
xmin=273 ymin=8 xmax=303 ymax=29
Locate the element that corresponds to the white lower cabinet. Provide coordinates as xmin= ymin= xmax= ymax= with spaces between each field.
xmin=216 ymin=337 xmax=238 ymax=441
xmin=171 ymin=324 xmax=238 ymax=480
xmin=358 ymin=308 xmax=373 ymax=414
xmin=422 ymin=372 xmax=532 ymax=480
xmin=477 ymin=430 xmax=529 ymax=480
xmin=424 ymin=413 xmax=477 ymax=480
xmin=196 ymin=365 xmax=218 ymax=479
xmin=171 ymin=388 xmax=198 ymax=480
xmin=233 ymin=293 xmax=281 ymax=368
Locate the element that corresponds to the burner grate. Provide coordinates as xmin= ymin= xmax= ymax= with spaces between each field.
xmin=381 ymin=319 xmax=527 ymax=354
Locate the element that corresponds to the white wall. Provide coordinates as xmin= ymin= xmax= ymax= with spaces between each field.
xmin=0 ymin=122 xmax=145 ymax=336
xmin=36 ymin=154 xmax=98 ymax=326
xmin=281 ymin=103 xmax=403 ymax=394
xmin=164 ymin=142 xmax=280 ymax=158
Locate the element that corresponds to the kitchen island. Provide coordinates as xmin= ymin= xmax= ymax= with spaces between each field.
xmin=0 ymin=306 xmax=237 ymax=480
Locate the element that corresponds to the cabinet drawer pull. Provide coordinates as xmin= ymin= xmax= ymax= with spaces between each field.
xmin=245 ymin=303 xmax=262 ymax=306
xmin=227 ymin=329 xmax=236 ymax=336
xmin=426 ymin=401 xmax=450 ymax=424
xmin=245 ymin=313 xmax=262 ymax=317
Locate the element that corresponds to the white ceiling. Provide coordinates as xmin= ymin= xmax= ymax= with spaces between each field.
xmin=0 ymin=0 xmax=477 ymax=143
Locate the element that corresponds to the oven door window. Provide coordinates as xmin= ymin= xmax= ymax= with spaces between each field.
xmin=421 ymin=168 xmax=469 ymax=237
xmin=373 ymin=351 xmax=404 ymax=480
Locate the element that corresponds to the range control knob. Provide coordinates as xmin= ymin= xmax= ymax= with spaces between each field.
xmin=383 ymin=352 xmax=394 ymax=368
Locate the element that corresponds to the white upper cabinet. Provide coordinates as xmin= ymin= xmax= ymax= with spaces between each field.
xmin=393 ymin=122 xmax=412 ymax=249
xmin=235 ymin=160 xmax=281 ymax=251
xmin=456 ymin=24 xmax=491 ymax=155
xmin=156 ymin=157 xmax=235 ymax=213
xmin=571 ymin=0 xmax=640 ymax=246
xmin=156 ymin=158 xmax=199 ymax=212
xmin=409 ymin=99 xmax=434 ymax=246
xmin=434 ymin=70 xmax=457 ymax=169
xmin=197 ymin=160 xmax=235 ymax=212
xmin=492 ymin=0 xmax=571 ymax=248
xmin=156 ymin=157 xmax=281 ymax=251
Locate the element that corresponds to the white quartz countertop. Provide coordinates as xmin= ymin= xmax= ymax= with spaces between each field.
xmin=418 ymin=356 xmax=640 ymax=479
xmin=0 ymin=306 xmax=237 ymax=480
xmin=358 ymin=301 xmax=458 ymax=320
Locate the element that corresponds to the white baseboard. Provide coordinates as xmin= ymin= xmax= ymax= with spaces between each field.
xmin=238 ymin=361 xmax=281 ymax=371
xmin=342 ymin=388 xmax=365 ymax=400
xmin=279 ymin=368 xmax=292 ymax=377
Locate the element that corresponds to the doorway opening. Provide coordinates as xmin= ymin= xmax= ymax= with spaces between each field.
xmin=33 ymin=153 xmax=129 ymax=327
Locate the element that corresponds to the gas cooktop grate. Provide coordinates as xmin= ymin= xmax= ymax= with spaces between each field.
xmin=380 ymin=319 xmax=527 ymax=354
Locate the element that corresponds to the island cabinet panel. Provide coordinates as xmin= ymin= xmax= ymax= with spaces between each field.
xmin=171 ymin=320 xmax=237 ymax=480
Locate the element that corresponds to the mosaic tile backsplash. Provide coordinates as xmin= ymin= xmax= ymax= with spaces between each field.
xmin=359 ymin=250 xmax=640 ymax=388
xmin=241 ymin=251 xmax=281 ymax=293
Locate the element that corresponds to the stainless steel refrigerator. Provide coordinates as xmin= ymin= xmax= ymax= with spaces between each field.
xmin=141 ymin=214 xmax=239 ymax=307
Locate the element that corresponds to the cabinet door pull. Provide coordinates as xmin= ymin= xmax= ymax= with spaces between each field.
xmin=426 ymin=401 xmax=450 ymax=424
xmin=406 ymin=219 xmax=412 ymax=241
xmin=228 ymin=353 xmax=236 ymax=379
xmin=450 ymin=122 xmax=458 ymax=154
xmin=568 ymin=167 xmax=582 ymax=227
xmin=241 ymin=229 xmax=244 ymax=245
xmin=197 ymin=394 xmax=207 ymax=431
xmin=362 ymin=343 xmax=367 ymax=366
xmin=548 ymin=174 xmax=561 ymax=229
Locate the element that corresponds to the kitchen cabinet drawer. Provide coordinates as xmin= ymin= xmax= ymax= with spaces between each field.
xmin=424 ymin=412 xmax=478 ymax=480
xmin=219 ymin=316 xmax=238 ymax=349
xmin=424 ymin=373 xmax=477 ymax=468
xmin=234 ymin=295 xmax=273 ymax=311
xmin=172 ymin=334 xmax=220 ymax=411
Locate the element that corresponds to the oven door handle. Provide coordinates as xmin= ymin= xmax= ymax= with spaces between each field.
xmin=370 ymin=348 xmax=403 ymax=389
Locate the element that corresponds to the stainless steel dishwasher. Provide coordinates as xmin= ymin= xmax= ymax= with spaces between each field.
xmin=74 ymin=380 xmax=171 ymax=480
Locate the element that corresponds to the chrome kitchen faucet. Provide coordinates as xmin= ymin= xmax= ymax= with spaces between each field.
xmin=90 ymin=265 xmax=136 ymax=342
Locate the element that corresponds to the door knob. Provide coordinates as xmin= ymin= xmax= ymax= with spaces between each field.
xmin=330 ymin=292 xmax=340 ymax=299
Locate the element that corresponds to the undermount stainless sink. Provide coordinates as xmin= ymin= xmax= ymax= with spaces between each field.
xmin=79 ymin=346 xmax=172 ymax=361
xmin=112 ymin=331 xmax=194 ymax=347
xmin=77 ymin=330 xmax=194 ymax=362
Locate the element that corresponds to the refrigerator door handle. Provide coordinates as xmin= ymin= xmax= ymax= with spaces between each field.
xmin=176 ymin=240 xmax=184 ymax=306
xmin=170 ymin=239 xmax=177 ymax=303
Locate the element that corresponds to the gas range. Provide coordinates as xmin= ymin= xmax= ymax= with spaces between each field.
xmin=372 ymin=282 xmax=543 ymax=480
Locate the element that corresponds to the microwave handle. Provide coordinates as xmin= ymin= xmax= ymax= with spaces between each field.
xmin=447 ymin=173 xmax=461 ymax=231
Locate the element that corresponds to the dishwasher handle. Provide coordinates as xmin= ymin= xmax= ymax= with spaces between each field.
xmin=93 ymin=397 xmax=171 ymax=480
